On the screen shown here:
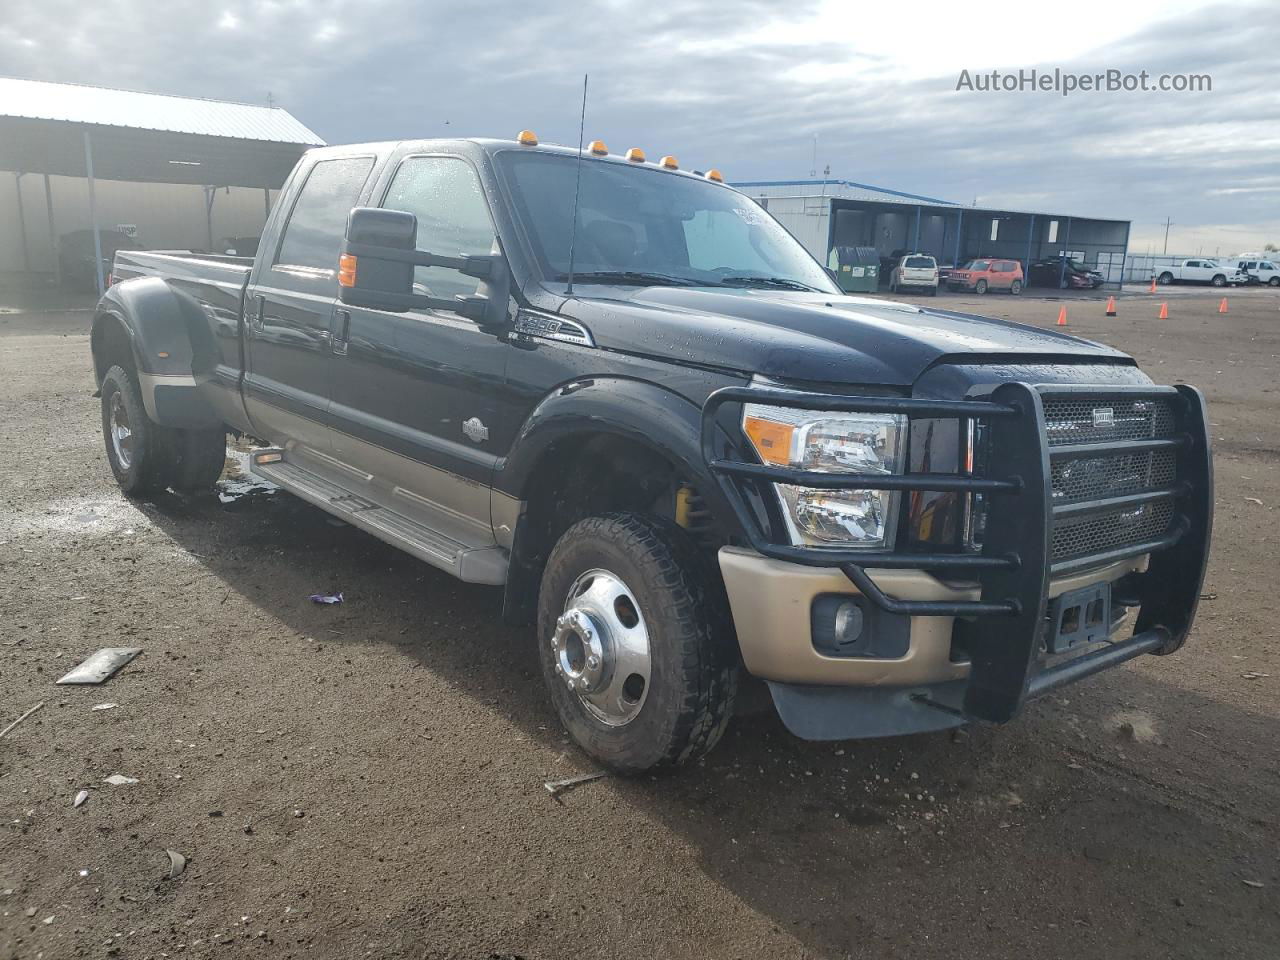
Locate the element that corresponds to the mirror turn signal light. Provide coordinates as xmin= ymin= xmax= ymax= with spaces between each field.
xmin=587 ymin=140 xmax=608 ymax=155
xmin=338 ymin=254 xmax=357 ymax=288
xmin=517 ymin=130 xmax=539 ymax=146
xmin=252 ymin=450 xmax=284 ymax=465
xmin=659 ymin=155 xmax=679 ymax=169
xmin=625 ymin=147 xmax=646 ymax=163
xmin=706 ymin=168 xmax=724 ymax=182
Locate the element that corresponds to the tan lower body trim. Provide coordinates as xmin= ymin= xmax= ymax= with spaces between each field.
xmin=718 ymin=547 xmax=1147 ymax=687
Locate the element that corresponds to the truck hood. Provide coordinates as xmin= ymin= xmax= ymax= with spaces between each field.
xmin=563 ymin=286 xmax=1131 ymax=386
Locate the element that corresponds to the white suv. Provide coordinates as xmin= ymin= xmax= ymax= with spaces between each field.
xmin=1225 ymin=258 xmax=1280 ymax=286
xmin=889 ymin=254 xmax=939 ymax=296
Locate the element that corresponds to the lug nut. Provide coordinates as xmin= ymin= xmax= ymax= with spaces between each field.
xmin=587 ymin=656 xmax=600 ymax=670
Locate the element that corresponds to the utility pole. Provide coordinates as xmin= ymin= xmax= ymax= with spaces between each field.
xmin=1163 ymin=216 xmax=1173 ymax=254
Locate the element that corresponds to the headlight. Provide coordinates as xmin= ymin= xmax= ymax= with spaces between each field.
xmin=742 ymin=403 xmax=906 ymax=548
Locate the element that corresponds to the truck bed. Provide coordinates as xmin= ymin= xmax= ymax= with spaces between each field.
xmin=111 ymin=249 xmax=254 ymax=291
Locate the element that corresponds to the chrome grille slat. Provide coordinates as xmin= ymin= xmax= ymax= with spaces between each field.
xmin=1043 ymin=395 xmax=1180 ymax=564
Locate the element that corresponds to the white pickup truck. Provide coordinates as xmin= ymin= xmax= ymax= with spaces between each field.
xmin=1156 ymin=259 xmax=1246 ymax=287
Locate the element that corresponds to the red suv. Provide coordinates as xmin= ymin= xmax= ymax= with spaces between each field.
xmin=947 ymin=258 xmax=1024 ymax=295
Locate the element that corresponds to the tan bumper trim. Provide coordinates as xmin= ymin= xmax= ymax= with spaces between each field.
xmin=718 ymin=547 xmax=1147 ymax=687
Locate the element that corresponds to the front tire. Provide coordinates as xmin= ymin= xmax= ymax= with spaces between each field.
xmin=1211 ymin=274 xmax=1226 ymax=287
xmin=975 ymin=279 xmax=988 ymax=294
xmin=537 ymin=513 xmax=738 ymax=774
xmin=1269 ymin=277 xmax=1280 ymax=287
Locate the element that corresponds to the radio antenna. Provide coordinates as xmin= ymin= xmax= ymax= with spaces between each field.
xmin=564 ymin=73 xmax=588 ymax=297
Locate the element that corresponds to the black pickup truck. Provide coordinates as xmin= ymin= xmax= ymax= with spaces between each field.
xmin=91 ymin=133 xmax=1212 ymax=773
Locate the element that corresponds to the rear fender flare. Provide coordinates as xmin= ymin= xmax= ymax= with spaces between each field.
xmin=91 ymin=277 xmax=222 ymax=428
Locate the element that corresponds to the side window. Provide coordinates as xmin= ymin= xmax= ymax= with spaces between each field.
xmin=273 ymin=156 xmax=375 ymax=285
xmin=381 ymin=156 xmax=497 ymax=302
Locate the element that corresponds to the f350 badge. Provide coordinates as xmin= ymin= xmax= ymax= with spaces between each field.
xmin=463 ymin=417 xmax=489 ymax=444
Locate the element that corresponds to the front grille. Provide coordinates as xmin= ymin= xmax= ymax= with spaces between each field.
xmin=1045 ymin=395 xmax=1180 ymax=565
xmin=1043 ymin=397 xmax=1176 ymax=447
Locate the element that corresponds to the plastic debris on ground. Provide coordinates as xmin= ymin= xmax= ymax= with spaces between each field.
xmin=543 ymin=771 xmax=606 ymax=799
xmin=91 ymin=703 xmax=118 ymax=711
xmin=308 ymin=592 xmax=343 ymax=605
xmin=73 ymin=790 xmax=89 ymax=808
xmin=103 ymin=774 xmax=139 ymax=786
xmin=164 ymin=850 xmax=187 ymax=879
xmin=55 ymin=648 xmax=142 ymax=685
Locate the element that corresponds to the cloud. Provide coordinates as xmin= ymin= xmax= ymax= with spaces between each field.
xmin=0 ymin=0 xmax=1276 ymax=251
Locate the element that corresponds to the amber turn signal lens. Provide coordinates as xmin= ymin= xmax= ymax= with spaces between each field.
xmin=338 ymin=254 xmax=357 ymax=288
xmin=743 ymin=415 xmax=795 ymax=466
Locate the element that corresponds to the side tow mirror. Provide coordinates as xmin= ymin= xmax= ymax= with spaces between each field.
xmin=338 ymin=207 xmax=510 ymax=330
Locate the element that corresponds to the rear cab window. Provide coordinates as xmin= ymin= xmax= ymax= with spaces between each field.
xmin=270 ymin=156 xmax=376 ymax=289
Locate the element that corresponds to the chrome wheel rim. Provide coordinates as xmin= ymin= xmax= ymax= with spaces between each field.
xmin=553 ymin=568 xmax=651 ymax=727
xmin=109 ymin=393 xmax=133 ymax=469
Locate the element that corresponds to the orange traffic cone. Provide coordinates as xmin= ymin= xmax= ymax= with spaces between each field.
xmin=1218 ymin=297 xmax=1228 ymax=314
xmin=1149 ymin=277 xmax=1157 ymax=293
xmin=1056 ymin=306 xmax=1068 ymax=326
xmin=1105 ymin=296 xmax=1117 ymax=316
xmin=1158 ymin=302 xmax=1169 ymax=320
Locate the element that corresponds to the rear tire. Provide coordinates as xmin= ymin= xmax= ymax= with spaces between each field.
xmin=1010 ymin=279 xmax=1023 ymax=295
xmin=100 ymin=365 xmax=171 ymax=497
xmin=100 ymin=366 xmax=227 ymax=497
xmin=537 ymin=513 xmax=738 ymax=774
xmin=1158 ymin=272 xmax=1173 ymax=285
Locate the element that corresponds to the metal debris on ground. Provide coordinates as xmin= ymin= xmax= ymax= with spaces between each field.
xmin=164 ymin=849 xmax=187 ymax=879
xmin=55 ymin=648 xmax=142 ymax=685
xmin=1242 ymin=879 xmax=1265 ymax=888
xmin=1244 ymin=497 xmax=1264 ymax=506
xmin=0 ymin=702 xmax=44 ymax=739
xmin=73 ymin=790 xmax=89 ymax=808
xmin=104 ymin=774 xmax=139 ymax=786
xmin=308 ymin=592 xmax=343 ymax=605
xmin=543 ymin=771 xmax=606 ymax=799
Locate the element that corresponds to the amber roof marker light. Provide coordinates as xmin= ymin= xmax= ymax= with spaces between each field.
xmin=706 ymin=168 xmax=724 ymax=182
xmin=587 ymin=140 xmax=608 ymax=155
xmin=659 ymin=155 xmax=679 ymax=169
xmin=517 ymin=129 xmax=539 ymax=146
xmin=625 ymin=147 xmax=646 ymax=163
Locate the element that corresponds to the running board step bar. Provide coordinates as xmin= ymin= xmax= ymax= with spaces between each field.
xmin=249 ymin=449 xmax=507 ymax=585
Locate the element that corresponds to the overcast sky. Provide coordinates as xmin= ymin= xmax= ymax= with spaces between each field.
xmin=3 ymin=0 xmax=1276 ymax=255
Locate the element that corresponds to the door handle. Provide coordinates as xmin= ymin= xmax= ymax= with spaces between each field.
xmin=249 ymin=295 xmax=265 ymax=332
xmin=332 ymin=309 xmax=350 ymax=356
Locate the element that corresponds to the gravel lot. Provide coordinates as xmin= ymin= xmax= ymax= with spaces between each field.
xmin=2 ymin=288 xmax=1278 ymax=959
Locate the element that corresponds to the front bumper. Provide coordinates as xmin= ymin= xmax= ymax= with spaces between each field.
xmin=701 ymin=381 xmax=1213 ymax=732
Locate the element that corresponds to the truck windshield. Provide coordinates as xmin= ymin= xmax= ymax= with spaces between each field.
xmin=495 ymin=151 xmax=837 ymax=293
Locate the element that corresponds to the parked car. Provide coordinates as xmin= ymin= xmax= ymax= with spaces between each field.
xmin=1223 ymin=258 xmax=1280 ymax=286
xmin=947 ymin=258 xmax=1024 ymax=294
xmin=888 ymin=253 xmax=938 ymax=295
xmin=1029 ymin=256 xmax=1105 ymax=290
xmin=213 ymin=236 xmax=260 ymax=258
xmin=58 ymin=229 xmax=142 ymax=292
xmin=1155 ymin=259 xmax=1246 ymax=287
xmin=92 ymin=134 xmax=1211 ymax=773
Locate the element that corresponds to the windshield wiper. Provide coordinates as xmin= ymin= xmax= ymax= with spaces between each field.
xmin=715 ymin=275 xmax=822 ymax=292
xmin=554 ymin=271 xmax=702 ymax=288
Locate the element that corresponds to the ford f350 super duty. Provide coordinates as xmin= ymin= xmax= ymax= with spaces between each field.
xmin=91 ymin=133 xmax=1212 ymax=773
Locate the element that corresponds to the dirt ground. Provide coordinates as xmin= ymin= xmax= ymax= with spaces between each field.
xmin=2 ymin=286 xmax=1278 ymax=960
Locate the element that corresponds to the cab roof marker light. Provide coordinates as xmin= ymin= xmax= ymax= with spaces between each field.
xmin=625 ymin=147 xmax=646 ymax=163
xmin=517 ymin=130 xmax=539 ymax=146
xmin=587 ymin=140 xmax=608 ymax=156
xmin=706 ymin=168 xmax=724 ymax=182
xmin=659 ymin=155 xmax=678 ymax=169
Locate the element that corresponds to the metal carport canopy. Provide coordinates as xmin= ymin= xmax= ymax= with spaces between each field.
xmin=0 ymin=77 xmax=324 ymax=290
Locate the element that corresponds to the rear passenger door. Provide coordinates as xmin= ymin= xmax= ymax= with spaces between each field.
xmin=244 ymin=155 xmax=376 ymax=453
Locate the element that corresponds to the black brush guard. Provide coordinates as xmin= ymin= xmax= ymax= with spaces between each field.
xmin=701 ymin=381 xmax=1213 ymax=724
